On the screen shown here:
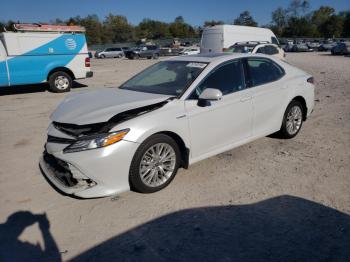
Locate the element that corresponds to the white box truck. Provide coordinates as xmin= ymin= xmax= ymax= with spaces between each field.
xmin=0 ymin=23 xmax=93 ymax=92
xmin=200 ymin=25 xmax=279 ymax=53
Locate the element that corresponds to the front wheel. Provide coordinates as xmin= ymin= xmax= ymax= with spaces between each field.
xmin=278 ymin=101 xmax=304 ymax=139
xmin=48 ymin=71 xmax=72 ymax=93
xmin=129 ymin=134 xmax=181 ymax=193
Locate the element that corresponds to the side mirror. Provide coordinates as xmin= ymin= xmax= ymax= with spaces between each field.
xmin=198 ymin=88 xmax=223 ymax=107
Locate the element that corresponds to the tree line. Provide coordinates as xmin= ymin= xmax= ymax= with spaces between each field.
xmin=1 ymin=0 xmax=349 ymax=45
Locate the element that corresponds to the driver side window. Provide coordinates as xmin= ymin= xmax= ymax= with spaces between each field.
xmin=191 ymin=60 xmax=245 ymax=99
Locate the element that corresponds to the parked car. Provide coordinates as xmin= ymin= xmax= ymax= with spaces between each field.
xmin=291 ymin=42 xmax=312 ymax=52
xmin=0 ymin=23 xmax=92 ymax=93
xmin=95 ymin=47 xmax=124 ymax=58
xmin=201 ymin=25 xmax=279 ymax=53
xmin=318 ymin=41 xmax=336 ymax=51
xmin=181 ymin=41 xmax=192 ymax=47
xmin=40 ymin=53 xmax=315 ymax=198
xmin=124 ymin=45 xmax=160 ymax=59
xmin=181 ymin=48 xmax=200 ymax=55
xmin=331 ymin=42 xmax=350 ymax=55
xmin=226 ymin=42 xmax=285 ymax=60
xmin=306 ymin=41 xmax=320 ymax=50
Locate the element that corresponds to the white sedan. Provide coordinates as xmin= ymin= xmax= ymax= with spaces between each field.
xmin=181 ymin=48 xmax=200 ymax=55
xmin=40 ymin=53 xmax=315 ymax=198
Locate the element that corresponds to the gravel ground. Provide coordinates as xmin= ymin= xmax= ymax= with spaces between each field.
xmin=0 ymin=53 xmax=349 ymax=261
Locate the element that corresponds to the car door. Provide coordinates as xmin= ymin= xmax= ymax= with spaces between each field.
xmin=185 ymin=59 xmax=253 ymax=159
xmin=244 ymin=57 xmax=287 ymax=136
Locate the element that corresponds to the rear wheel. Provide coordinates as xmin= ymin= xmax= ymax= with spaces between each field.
xmin=100 ymin=54 xmax=105 ymax=59
xmin=48 ymin=71 xmax=72 ymax=93
xmin=278 ymin=100 xmax=304 ymax=139
xmin=153 ymin=53 xmax=159 ymax=59
xmin=129 ymin=134 xmax=181 ymax=193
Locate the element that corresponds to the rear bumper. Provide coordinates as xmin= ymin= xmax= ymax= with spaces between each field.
xmin=86 ymin=71 xmax=93 ymax=78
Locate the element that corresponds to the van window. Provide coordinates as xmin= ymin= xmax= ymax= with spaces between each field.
xmin=271 ymin=37 xmax=279 ymax=45
xmin=246 ymin=58 xmax=284 ymax=86
xmin=194 ymin=60 xmax=245 ymax=97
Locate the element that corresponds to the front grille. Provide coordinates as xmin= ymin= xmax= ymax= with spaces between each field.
xmin=43 ymin=151 xmax=78 ymax=187
xmin=47 ymin=135 xmax=76 ymax=144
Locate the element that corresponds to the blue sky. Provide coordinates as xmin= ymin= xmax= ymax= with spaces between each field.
xmin=0 ymin=0 xmax=349 ymax=26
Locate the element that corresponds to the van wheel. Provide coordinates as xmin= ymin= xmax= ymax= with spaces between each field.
xmin=49 ymin=71 xmax=72 ymax=93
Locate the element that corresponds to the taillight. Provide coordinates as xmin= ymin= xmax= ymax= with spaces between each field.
xmin=85 ymin=57 xmax=90 ymax=67
xmin=307 ymin=77 xmax=314 ymax=84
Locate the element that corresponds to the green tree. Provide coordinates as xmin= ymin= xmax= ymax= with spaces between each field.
xmin=79 ymin=15 xmax=104 ymax=45
xmin=233 ymin=11 xmax=258 ymax=27
xmin=136 ymin=19 xmax=170 ymax=39
xmin=103 ymin=14 xmax=133 ymax=43
xmin=339 ymin=11 xmax=350 ymax=37
xmin=311 ymin=6 xmax=335 ymax=37
xmin=271 ymin=7 xmax=288 ymax=35
xmin=288 ymin=0 xmax=310 ymax=17
xmin=321 ymin=15 xmax=344 ymax=38
xmin=203 ymin=20 xmax=224 ymax=27
xmin=169 ymin=16 xmax=195 ymax=38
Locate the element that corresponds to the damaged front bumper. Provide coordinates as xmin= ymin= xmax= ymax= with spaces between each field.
xmin=39 ymin=130 xmax=140 ymax=198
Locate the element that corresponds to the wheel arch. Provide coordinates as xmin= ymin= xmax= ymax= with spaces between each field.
xmin=152 ymin=131 xmax=190 ymax=169
xmin=291 ymin=96 xmax=307 ymax=121
xmin=47 ymin=67 xmax=75 ymax=81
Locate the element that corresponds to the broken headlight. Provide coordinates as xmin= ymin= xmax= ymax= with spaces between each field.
xmin=63 ymin=129 xmax=129 ymax=153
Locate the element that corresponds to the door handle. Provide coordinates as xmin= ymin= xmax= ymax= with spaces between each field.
xmin=240 ymin=95 xmax=251 ymax=102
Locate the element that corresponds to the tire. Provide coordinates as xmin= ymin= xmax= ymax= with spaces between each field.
xmin=129 ymin=134 xmax=181 ymax=193
xmin=100 ymin=54 xmax=105 ymax=59
xmin=153 ymin=53 xmax=159 ymax=59
xmin=48 ymin=71 xmax=72 ymax=93
xmin=147 ymin=56 xmax=152 ymax=59
xmin=278 ymin=100 xmax=304 ymax=139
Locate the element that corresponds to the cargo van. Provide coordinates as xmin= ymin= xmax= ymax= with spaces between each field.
xmin=200 ymin=25 xmax=279 ymax=53
xmin=0 ymin=23 xmax=93 ymax=92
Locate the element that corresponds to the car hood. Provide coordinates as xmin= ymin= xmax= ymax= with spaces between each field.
xmin=50 ymin=88 xmax=172 ymax=125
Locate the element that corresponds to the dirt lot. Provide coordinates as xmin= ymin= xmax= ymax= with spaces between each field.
xmin=1 ymin=53 xmax=350 ymax=261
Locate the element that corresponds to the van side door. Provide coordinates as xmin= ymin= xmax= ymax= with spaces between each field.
xmin=0 ymin=41 xmax=9 ymax=86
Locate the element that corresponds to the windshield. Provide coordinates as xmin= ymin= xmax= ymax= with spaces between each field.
xmin=120 ymin=61 xmax=208 ymax=96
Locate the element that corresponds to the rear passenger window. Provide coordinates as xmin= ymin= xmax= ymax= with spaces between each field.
xmin=265 ymin=45 xmax=279 ymax=55
xmin=246 ymin=58 xmax=284 ymax=87
xmin=196 ymin=60 xmax=245 ymax=96
xmin=256 ymin=47 xmax=266 ymax=54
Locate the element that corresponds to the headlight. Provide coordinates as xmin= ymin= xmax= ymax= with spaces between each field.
xmin=63 ymin=129 xmax=129 ymax=153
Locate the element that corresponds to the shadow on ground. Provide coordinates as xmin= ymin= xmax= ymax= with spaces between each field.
xmin=72 ymin=195 xmax=350 ymax=262
xmin=0 ymin=211 xmax=61 ymax=262
xmin=0 ymin=82 xmax=87 ymax=96
xmin=1 ymin=196 xmax=349 ymax=262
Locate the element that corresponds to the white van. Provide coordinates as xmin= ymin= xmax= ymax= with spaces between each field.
xmin=0 ymin=23 xmax=93 ymax=92
xmin=200 ymin=25 xmax=279 ymax=53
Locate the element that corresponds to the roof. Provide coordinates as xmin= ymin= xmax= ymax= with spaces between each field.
xmin=169 ymin=52 xmax=253 ymax=63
